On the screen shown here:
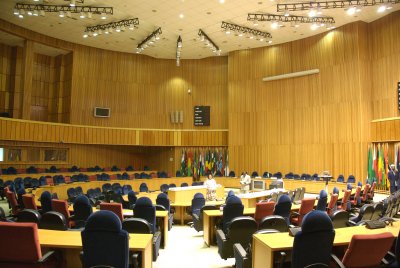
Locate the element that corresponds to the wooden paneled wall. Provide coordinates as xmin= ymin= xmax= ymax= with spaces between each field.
xmin=0 ymin=140 xmax=147 ymax=170
xmin=228 ymin=21 xmax=374 ymax=181
xmin=70 ymin=49 xmax=228 ymax=129
xmin=0 ymin=117 xmax=228 ymax=146
xmin=371 ymin=117 xmax=400 ymax=142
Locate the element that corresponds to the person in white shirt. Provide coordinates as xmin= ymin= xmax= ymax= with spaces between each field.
xmin=240 ymin=172 xmax=251 ymax=193
xmin=204 ymin=173 xmax=217 ymax=201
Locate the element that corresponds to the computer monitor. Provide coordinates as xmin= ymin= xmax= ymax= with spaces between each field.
xmin=269 ymin=180 xmax=283 ymax=189
xmin=252 ymin=179 xmax=265 ymax=191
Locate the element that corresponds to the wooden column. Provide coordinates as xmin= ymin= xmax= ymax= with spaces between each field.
xmin=21 ymin=39 xmax=34 ymax=119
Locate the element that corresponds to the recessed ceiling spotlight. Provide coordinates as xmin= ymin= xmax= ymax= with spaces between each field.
xmin=377 ymin=5 xmax=386 ymax=12
xmin=179 ymin=13 xmax=184 ymax=19
xmin=219 ymin=0 xmax=225 ymax=3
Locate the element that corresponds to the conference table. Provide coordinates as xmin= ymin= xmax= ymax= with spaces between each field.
xmin=38 ymin=229 xmax=153 ymax=268
xmin=236 ymin=189 xmax=287 ymax=208
xmin=252 ymin=221 xmax=400 ymax=268
xmin=168 ymin=185 xmax=225 ymax=225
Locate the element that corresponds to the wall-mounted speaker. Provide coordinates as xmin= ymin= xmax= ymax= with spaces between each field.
xmin=170 ymin=112 xmax=175 ymax=123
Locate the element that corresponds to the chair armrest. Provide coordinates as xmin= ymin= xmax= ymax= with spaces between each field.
xmin=216 ymin=229 xmax=227 ymax=242
xmin=276 ymin=251 xmax=287 ymax=268
xmin=331 ymin=253 xmax=345 ymax=268
xmin=233 ymin=243 xmax=247 ymax=258
xmin=38 ymin=250 xmax=56 ymax=263
xmin=289 ymin=212 xmax=299 ymax=219
xmin=193 ymin=213 xmax=200 ymax=221
xmin=153 ymin=231 xmax=162 ymax=244
xmin=131 ymin=252 xmax=140 ymax=268
xmin=347 ymin=220 xmax=356 ymax=226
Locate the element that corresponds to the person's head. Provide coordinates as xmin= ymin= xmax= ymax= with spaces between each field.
xmin=208 ymin=173 xmax=213 ymax=180
xmin=390 ymin=164 xmax=395 ymax=170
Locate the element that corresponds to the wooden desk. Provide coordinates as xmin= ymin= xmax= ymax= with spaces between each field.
xmin=33 ymin=177 xmax=193 ymax=202
xmin=237 ymin=189 xmax=287 ymax=208
xmin=38 ymin=229 xmax=153 ymax=268
xmin=252 ymin=221 xmax=400 ymax=268
xmin=171 ymin=200 xmax=225 ymax=225
xmin=203 ymin=207 xmax=256 ymax=246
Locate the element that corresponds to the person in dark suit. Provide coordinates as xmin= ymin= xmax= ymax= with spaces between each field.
xmin=388 ymin=164 xmax=397 ymax=194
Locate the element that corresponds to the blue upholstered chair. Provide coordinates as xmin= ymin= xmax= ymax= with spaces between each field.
xmin=160 ymin=184 xmax=169 ymax=193
xmin=40 ymin=191 xmax=52 ymax=214
xmin=347 ymin=175 xmax=356 ymax=183
xmin=316 ymin=190 xmax=328 ymax=211
xmin=333 ymin=187 xmax=339 ymax=195
xmin=156 ymin=193 xmax=173 ymax=230
xmin=81 ymin=211 xmax=130 ymax=268
xmin=290 ymin=210 xmax=335 ymax=268
xmin=221 ymin=195 xmax=244 ymax=234
xmin=139 ymin=183 xmax=149 ymax=193
xmin=191 ymin=193 xmax=206 ymax=218
xmin=73 ymin=195 xmax=93 ymax=228
xmin=216 ymin=216 xmax=257 ymax=260
xmin=133 ymin=197 xmax=156 ymax=233
xmin=337 ymin=174 xmax=344 ymax=183
xmin=128 ymin=190 xmax=137 ymax=209
xmin=273 ymin=194 xmax=292 ymax=224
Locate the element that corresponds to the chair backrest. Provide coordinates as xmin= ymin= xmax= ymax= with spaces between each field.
xmin=51 ymin=199 xmax=71 ymax=219
xmin=156 ymin=193 xmax=171 ymax=212
xmin=330 ymin=210 xmax=349 ymax=229
xmin=352 ymin=186 xmax=361 ymax=205
xmin=73 ymin=195 xmax=93 ymax=227
xmin=127 ymin=190 xmax=137 ymax=207
xmin=340 ymin=190 xmax=351 ymax=210
xmin=316 ymin=190 xmax=328 ymax=211
xmin=39 ymin=191 xmax=52 ymax=213
xmin=160 ymin=184 xmax=169 ymax=193
xmin=297 ymin=198 xmax=316 ymax=225
xmin=122 ymin=217 xmax=152 ymax=234
xmin=227 ymin=216 xmax=258 ymax=247
xmin=337 ymin=175 xmax=344 ymax=182
xmin=22 ymin=194 xmax=37 ymax=210
xmin=81 ymin=211 xmax=129 ymax=268
xmin=361 ymin=184 xmax=371 ymax=201
xmin=6 ymin=190 xmax=20 ymax=216
xmin=332 ymin=187 xmax=339 ymax=195
xmin=191 ymin=193 xmax=206 ymax=216
xmin=327 ymin=193 xmax=338 ymax=215
xmin=0 ymin=222 xmax=43 ymax=263
xmin=222 ymin=195 xmax=244 ymax=233
xmin=134 ymin=197 xmax=156 ymax=233
xmin=39 ymin=211 xmax=68 ymax=230
xmin=347 ymin=175 xmax=355 ymax=183
xmin=292 ymin=210 xmax=335 ymax=268
xmin=259 ymin=215 xmax=289 ymax=232
xmin=355 ymin=204 xmax=374 ymax=222
xmin=254 ymin=201 xmax=275 ymax=224
xmin=199 ymin=205 xmax=218 ymax=221
xmin=368 ymin=182 xmax=376 ymax=199
xmin=100 ymin=202 xmax=124 ymax=222
xmin=346 ymin=183 xmax=353 ymax=191
xmin=292 ymin=188 xmax=301 ymax=203
xmin=370 ymin=202 xmax=383 ymax=220
xmin=274 ymin=194 xmax=292 ymax=224
xmin=139 ymin=183 xmax=148 ymax=192
xmin=102 ymin=183 xmax=112 ymax=192
xmin=342 ymin=232 xmax=395 ymax=267
xmin=17 ymin=209 xmax=41 ymax=224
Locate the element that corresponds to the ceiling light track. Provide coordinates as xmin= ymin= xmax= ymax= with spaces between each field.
xmin=14 ymin=3 xmax=113 ymax=15
xmin=136 ymin=27 xmax=162 ymax=53
xmin=276 ymin=0 xmax=399 ymax=12
xmin=221 ymin=21 xmax=272 ymax=39
xmin=248 ymin=13 xmax=335 ymax=24
xmin=83 ymin=18 xmax=139 ymax=38
xmin=198 ymin=29 xmax=221 ymax=55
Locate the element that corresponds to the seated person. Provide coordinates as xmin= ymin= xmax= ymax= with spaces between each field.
xmin=240 ymin=172 xmax=251 ymax=193
xmin=204 ymin=173 xmax=218 ymax=201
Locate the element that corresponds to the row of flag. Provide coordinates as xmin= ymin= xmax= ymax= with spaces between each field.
xmin=180 ymin=148 xmax=229 ymax=177
xmin=367 ymin=143 xmax=390 ymax=188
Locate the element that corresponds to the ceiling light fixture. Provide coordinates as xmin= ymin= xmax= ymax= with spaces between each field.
xmin=84 ymin=18 xmax=139 ymax=38
xmin=136 ymin=27 xmax=162 ymax=53
xmin=13 ymin=3 xmax=113 ymax=19
xmin=176 ymin=35 xmax=182 ymax=67
xmin=277 ymin=0 xmax=400 ymax=13
xmin=221 ymin=21 xmax=272 ymax=42
xmin=248 ymin=13 xmax=335 ymax=29
xmin=198 ymin=29 xmax=221 ymax=55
